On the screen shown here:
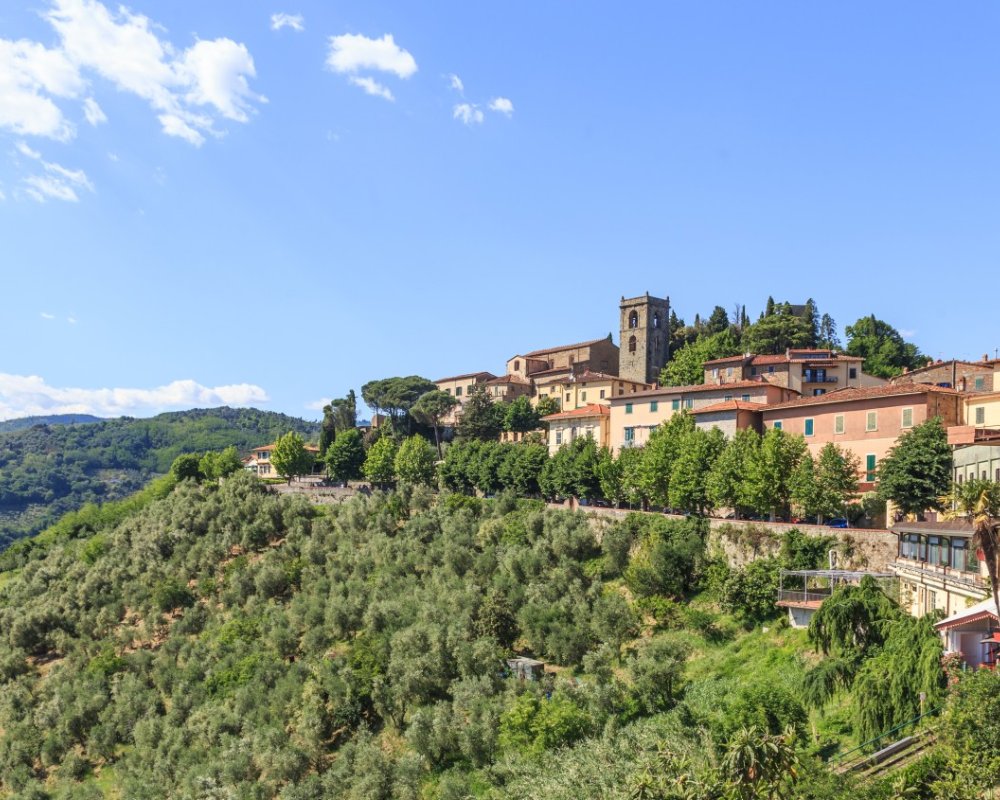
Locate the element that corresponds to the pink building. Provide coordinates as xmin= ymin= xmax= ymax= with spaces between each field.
xmin=761 ymin=384 xmax=964 ymax=490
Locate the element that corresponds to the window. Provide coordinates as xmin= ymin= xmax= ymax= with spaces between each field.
xmin=901 ymin=533 xmax=920 ymax=560
xmin=672 ymin=399 xmax=680 ymax=411
xmin=566 ymin=393 xmax=571 ymax=403
xmin=600 ymin=389 xmax=606 ymax=399
xmin=804 ymin=418 xmax=814 ymax=436
xmin=555 ymin=430 xmax=562 ymax=445
xmin=724 ymin=395 xmax=733 ymax=402
xmin=624 ymin=427 xmax=635 ymax=443
xmin=928 ymin=590 xmax=937 ymax=611
xmin=455 ymin=386 xmax=463 ymax=397
xmin=514 ymin=360 xmax=520 ymax=372
xmin=849 ymin=367 xmax=857 ymax=379
xmin=653 ymin=312 xmax=660 ymax=328
xmin=625 ymin=403 xmax=633 ymax=414
xmin=866 ymin=411 xmax=877 ymax=431
xmin=813 ymin=389 xmax=826 ymax=396
xmin=768 ymin=365 xmax=775 ymax=373
xmin=581 ymin=391 xmax=587 ymax=402
xmin=866 ymin=454 xmax=876 ymax=482
xmin=750 ymin=366 xmax=758 ymax=376
xmin=650 ymin=401 xmax=658 ymax=412
xmin=467 ymin=385 xmax=474 ymax=395
xmin=741 ymin=394 xmax=751 ymax=402
xmin=975 ymin=376 xmax=985 ymax=391
xmin=628 ymin=335 xmax=637 ymax=354
xmin=927 ymin=536 xmax=941 ymax=566
xmin=902 ymin=408 xmax=913 ymax=428
xmin=773 ymin=420 xmax=782 ymax=430
xmin=629 ymin=311 xmax=638 ymax=328
xmin=684 ymin=399 xmax=693 ymax=409
xmin=727 ymin=367 xmax=733 ymax=377
xmin=712 ymin=368 xmax=719 ymax=379
xmin=834 ymin=415 xmax=845 ymax=434
xmin=953 ymin=539 xmax=977 ymax=573
xmin=976 ymin=407 xmax=986 ymax=425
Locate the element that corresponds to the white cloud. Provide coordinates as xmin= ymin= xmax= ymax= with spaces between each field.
xmin=349 ymin=76 xmax=394 ymax=101
xmin=67 ymin=316 xmax=77 ymax=324
xmin=15 ymin=140 xmax=93 ymax=202
xmin=488 ymin=96 xmax=514 ymax=116
xmin=13 ymin=0 xmax=266 ymax=146
xmin=0 ymin=38 xmax=83 ymax=140
xmin=0 ymin=374 xmax=269 ymax=421
xmin=82 ymin=96 xmax=106 ymax=125
xmin=453 ymin=103 xmax=483 ymax=126
xmin=270 ymin=13 xmax=304 ymax=32
xmin=305 ymin=398 xmax=331 ymax=412
xmin=326 ymin=32 xmax=417 ymax=83
xmin=448 ymin=73 xmax=463 ymax=94
xmin=40 ymin=312 xmax=56 ymax=320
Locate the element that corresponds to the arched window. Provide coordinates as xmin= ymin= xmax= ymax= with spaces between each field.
xmin=629 ymin=311 xmax=638 ymax=329
xmin=653 ymin=313 xmax=660 ymax=329
xmin=628 ymin=335 xmax=637 ymax=354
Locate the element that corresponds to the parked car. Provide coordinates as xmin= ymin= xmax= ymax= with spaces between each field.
xmin=826 ymin=518 xmax=849 ymax=529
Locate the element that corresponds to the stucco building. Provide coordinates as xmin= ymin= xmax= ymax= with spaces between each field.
xmin=761 ymin=384 xmax=964 ymax=491
xmin=891 ymin=357 xmax=1000 ymax=394
xmin=609 ymin=381 xmax=798 ymax=452
xmin=434 ymin=371 xmax=497 ymax=426
xmin=703 ymin=349 xmax=884 ymax=396
xmin=533 ymin=369 xmax=649 ymax=411
xmin=892 ymin=519 xmax=989 ymax=619
xmin=541 ymin=403 xmax=611 ymax=455
xmin=506 ymin=335 xmax=619 ymax=381
xmin=948 ymin=391 xmax=1000 ymax=485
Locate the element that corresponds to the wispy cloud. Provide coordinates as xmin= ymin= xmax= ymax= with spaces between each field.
xmin=349 ymin=76 xmax=394 ymax=102
xmin=0 ymin=0 xmax=265 ymax=146
xmin=15 ymin=140 xmax=93 ymax=202
xmin=326 ymin=32 xmax=416 ymax=99
xmin=40 ymin=312 xmax=56 ymax=320
xmin=305 ymin=397 xmax=331 ymax=411
xmin=488 ymin=96 xmax=514 ymax=116
xmin=448 ymin=73 xmax=463 ymax=94
xmin=453 ymin=103 xmax=483 ymax=126
xmin=0 ymin=374 xmax=269 ymax=420
xmin=67 ymin=316 xmax=77 ymax=324
xmin=270 ymin=12 xmax=304 ymax=32
xmin=82 ymin=96 xmax=106 ymax=125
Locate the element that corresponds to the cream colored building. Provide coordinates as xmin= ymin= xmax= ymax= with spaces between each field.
xmin=541 ymin=404 xmax=611 ymax=455
xmin=892 ymin=520 xmax=989 ymax=619
xmin=949 ymin=391 xmax=1000 ymax=485
xmin=703 ymin=349 xmax=884 ymax=396
xmin=434 ymin=371 xmax=496 ymax=426
xmin=609 ymin=381 xmax=798 ymax=452
xmin=244 ymin=443 xmax=322 ymax=477
xmin=533 ymin=369 xmax=649 ymax=411
xmin=506 ymin=335 xmax=620 ymax=381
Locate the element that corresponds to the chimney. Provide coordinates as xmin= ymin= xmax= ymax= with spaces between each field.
xmin=984 ymin=354 xmax=990 ymax=363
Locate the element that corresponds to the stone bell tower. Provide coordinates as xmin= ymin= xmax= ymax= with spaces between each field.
xmin=619 ymin=293 xmax=670 ymax=385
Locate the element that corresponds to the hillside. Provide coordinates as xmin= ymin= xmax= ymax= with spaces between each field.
xmin=0 ymin=415 xmax=104 ymax=433
xmin=0 ymin=476 xmax=979 ymax=799
xmin=0 ymin=407 xmax=319 ymax=549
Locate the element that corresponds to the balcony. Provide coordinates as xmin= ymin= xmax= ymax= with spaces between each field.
xmin=802 ymin=373 xmax=839 ymax=384
xmin=776 ymin=589 xmax=831 ymax=607
xmin=948 ymin=425 xmax=1000 ymax=446
xmin=893 ymin=557 xmax=988 ymax=591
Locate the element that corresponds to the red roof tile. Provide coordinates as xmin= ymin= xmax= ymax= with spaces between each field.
xmin=691 ymin=400 xmax=767 ymax=414
xmin=485 ymin=375 xmax=530 ymax=386
xmin=542 ymin=403 xmax=611 ymax=421
xmin=761 ymin=383 xmax=965 ymax=412
xmin=610 ymin=380 xmax=799 ymax=402
xmin=517 ymin=335 xmax=614 ymax=359
xmin=434 ymin=371 xmax=496 ymax=383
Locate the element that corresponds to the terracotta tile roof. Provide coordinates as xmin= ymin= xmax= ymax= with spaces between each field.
xmin=485 ymin=374 xmax=530 ymax=386
xmin=434 ymin=371 xmax=496 ymax=383
xmin=542 ymin=403 xmax=611 ymax=421
xmin=890 ymin=359 xmax=999 ymax=381
xmin=254 ymin=443 xmax=320 ymax=452
xmin=691 ymin=400 xmax=767 ymax=414
xmin=935 ymin=597 xmax=998 ymax=631
xmin=531 ymin=369 xmax=648 ymax=386
xmin=703 ymin=350 xmax=863 ymax=367
xmin=891 ymin=519 xmax=975 ymax=535
xmin=761 ymin=383 xmax=965 ymax=412
xmin=518 ymin=335 xmax=614 ymax=359
xmin=702 ymin=354 xmax=751 ymax=365
xmin=610 ymin=380 xmax=798 ymax=402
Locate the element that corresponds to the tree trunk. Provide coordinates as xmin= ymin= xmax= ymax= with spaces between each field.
xmin=433 ymin=424 xmax=442 ymax=460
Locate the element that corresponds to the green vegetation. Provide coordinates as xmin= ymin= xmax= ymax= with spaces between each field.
xmin=0 ymin=407 xmax=318 ymax=548
xmin=844 ymin=314 xmax=925 ymax=379
xmin=876 ymin=418 xmax=952 ymax=518
xmin=0 ymin=473 xmax=970 ymax=799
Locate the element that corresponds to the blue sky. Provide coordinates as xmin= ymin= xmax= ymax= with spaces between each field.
xmin=2 ymin=1 xmax=1000 ymax=421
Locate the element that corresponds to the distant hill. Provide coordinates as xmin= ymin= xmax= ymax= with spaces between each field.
xmin=0 ymin=406 xmax=319 ymax=549
xmin=0 ymin=413 xmax=104 ymax=432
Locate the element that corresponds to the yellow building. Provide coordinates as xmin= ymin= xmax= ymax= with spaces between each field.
xmin=532 ymin=369 xmax=649 ymax=411
xmin=541 ymin=404 xmax=611 ymax=455
xmin=244 ymin=443 xmax=322 ymax=477
xmin=703 ymin=349 xmax=884 ymax=396
xmin=949 ymin=391 xmax=1000 ymax=484
xmin=434 ymin=371 xmax=497 ymax=426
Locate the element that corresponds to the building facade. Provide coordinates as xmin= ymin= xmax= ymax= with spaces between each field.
xmin=619 ymin=293 xmax=670 ymax=385
xmin=609 ymin=381 xmax=798 ymax=452
xmin=506 ymin=336 xmax=619 ymax=380
xmin=703 ymin=349 xmax=884 ymax=396
xmin=541 ymin=404 xmax=611 ymax=455
xmin=891 ymin=358 xmax=1000 ymax=393
xmin=434 ymin=371 xmax=498 ymax=426
xmin=891 ymin=520 xmax=989 ymax=619
xmin=949 ymin=391 xmax=1000 ymax=485
xmin=761 ymin=384 xmax=964 ymax=491
xmin=533 ymin=369 xmax=649 ymax=411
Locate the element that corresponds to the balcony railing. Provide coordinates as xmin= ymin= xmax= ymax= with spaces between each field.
xmin=893 ymin=558 xmax=987 ymax=590
xmin=777 ymin=589 xmax=832 ymax=604
xmin=803 ymin=374 xmax=839 ymax=384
